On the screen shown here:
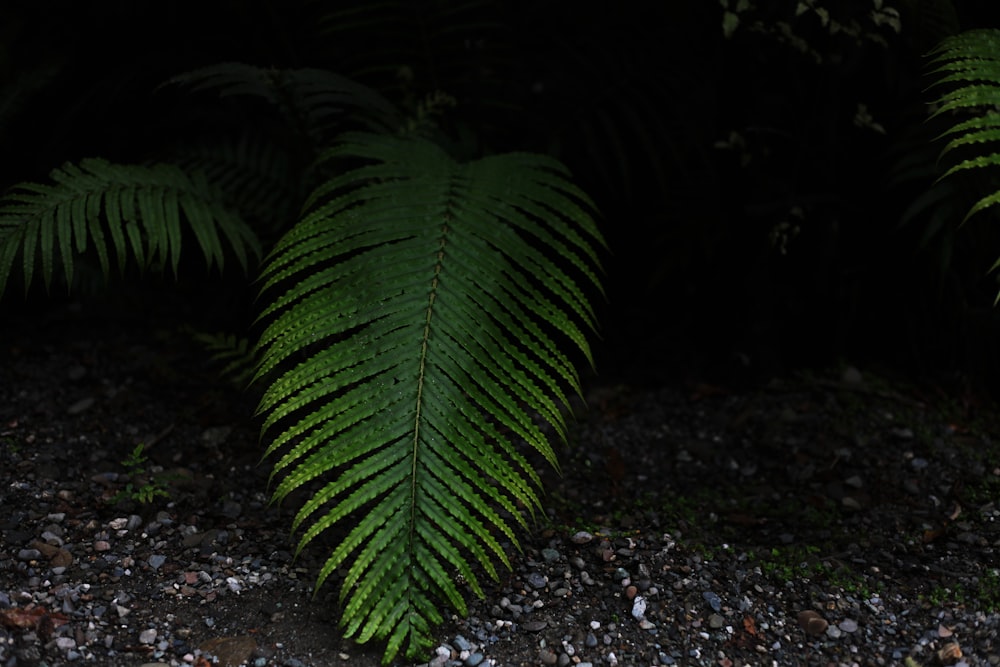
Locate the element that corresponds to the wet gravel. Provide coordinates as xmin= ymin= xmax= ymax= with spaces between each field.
xmin=3 ymin=301 xmax=1000 ymax=666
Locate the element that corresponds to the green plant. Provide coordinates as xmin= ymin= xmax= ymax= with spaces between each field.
xmin=926 ymin=29 xmax=1000 ymax=303
xmin=0 ymin=60 xmax=603 ymax=664
xmin=188 ymin=329 xmax=258 ymax=386
xmin=112 ymin=443 xmax=170 ymax=505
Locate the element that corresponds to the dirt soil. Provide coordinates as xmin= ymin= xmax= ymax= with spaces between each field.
xmin=3 ymin=299 xmax=1000 ymax=667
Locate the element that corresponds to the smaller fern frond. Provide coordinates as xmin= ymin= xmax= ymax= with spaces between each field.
xmin=171 ymin=131 xmax=303 ymax=235
xmin=927 ymin=30 xmax=1000 ymax=197
xmin=189 ymin=329 xmax=258 ymax=386
xmin=0 ymin=158 xmax=261 ymax=297
xmin=926 ymin=27 xmax=1000 ymax=304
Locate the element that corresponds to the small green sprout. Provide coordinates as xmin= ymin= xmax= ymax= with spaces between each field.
xmin=112 ymin=443 xmax=170 ymax=505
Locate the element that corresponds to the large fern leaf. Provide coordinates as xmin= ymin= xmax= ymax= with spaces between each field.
xmin=0 ymin=158 xmax=260 ymax=296
xmin=254 ymin=132 xmax=603 ymax=663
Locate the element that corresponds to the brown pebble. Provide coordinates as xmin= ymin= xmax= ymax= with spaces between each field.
xmin=937 ymin=642 xmax=962 ymax=664
xmin=539 ymin=647 xmax=558 ymax=665
xmin=94 ymin=540 xmax=111 ymax=552
xmin=796 ymin=610 xmax=828 ymax=636
xmin=625 ymin=585 xmax=638 ymax=600
xmin=199 ymin=636 xmax=257 ymax=667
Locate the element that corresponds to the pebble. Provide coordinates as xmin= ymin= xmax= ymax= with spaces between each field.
xmin=67 ymin=396 xmax=96 ymax=414
xmin=55 ymin=637 xmax=76 ymax=651
xmin=631 ymin=596 xmax=647 ymax=620
xmin=839 ymin=618 xmax=858 ymax=633
xmin=541 ymin=548 xmax=561 ymax=562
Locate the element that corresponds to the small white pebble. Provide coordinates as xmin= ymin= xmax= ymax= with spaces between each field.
xmin=631 ymin=596 xmax=646 ymax=620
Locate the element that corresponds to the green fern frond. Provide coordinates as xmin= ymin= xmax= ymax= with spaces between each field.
xmin=190 ymin=330 xmax=258 ymax=386
xmin=927 ymin=28 xmax=1000 ymax=303
xmin=0 ymin=158 xmax=261 ymax=297
xmin=171 ymin=131 xmax=302 ymax=234
xmin=254 ymin=132 xmax=603 ymax=663
xmin=167 ymin=62 xmax=401 ymax=138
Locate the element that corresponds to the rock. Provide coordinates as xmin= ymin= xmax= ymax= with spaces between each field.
xmin=841 ymin=366 xmax=863 ymax=385
xmin=138 ymin=628 xmax=157 ymax=644
xmin=67 ymin=396 xmax=95 ymax=414
xmin=55 ymin=637 xmax=76 ymax=651
xmin=199 ymin=636 xmax=257 ymax=667
xmin=937 ymin=642 xmax=962 ymax=664
xmin=631 ymin=596 xmax=646 ymax=620
xmin=838 ymin=618 xmax=858 ymax=633
xmin=797 ymin=610 xmax=828 ymax=636
xmin=523 ymin=620 xmax=547 ymax=632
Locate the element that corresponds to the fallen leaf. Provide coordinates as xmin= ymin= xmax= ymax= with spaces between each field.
xmin=0 ymin=606 xmax=70 ymax=632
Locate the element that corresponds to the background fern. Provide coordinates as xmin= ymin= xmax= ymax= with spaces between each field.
xmin=0 ymin=158 xmax=260 ymax=296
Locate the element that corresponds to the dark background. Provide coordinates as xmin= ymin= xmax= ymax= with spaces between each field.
xmin=3 ymin=1 xmax=1000 ymax=393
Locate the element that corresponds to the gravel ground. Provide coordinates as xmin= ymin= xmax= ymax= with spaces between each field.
xmin=3 ymin=301 xmax=1000 ymax=667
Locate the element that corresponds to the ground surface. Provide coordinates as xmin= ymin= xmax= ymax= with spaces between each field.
xmin=3 ymin=301 xmax=1000 ymax=667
